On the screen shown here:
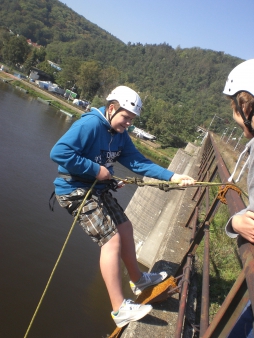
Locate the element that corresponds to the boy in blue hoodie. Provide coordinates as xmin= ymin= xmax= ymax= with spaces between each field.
xmin=50 ymin=85 xmax=195 ymax=327
xmin=223 ymin=59 xmax=254 ymax=338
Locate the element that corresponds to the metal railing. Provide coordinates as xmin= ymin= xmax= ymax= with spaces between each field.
xmin=174 ymin=132 xmax=254 ymax=338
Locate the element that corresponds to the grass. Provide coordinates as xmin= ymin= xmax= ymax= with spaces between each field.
xmin=12 ymin=80 xmax=49 ymax=99
xmin=1 ymin=75 xmax=81 ymax=118
xmin=155 ymin=146 xmax=178 ymax=160
xmin=131 ymin=137 xmax=176 ymax=167
xmin=130 ymin=134 xmax=178 ymax=167
xmin=13 ymin=80 xmax=80 ymax=117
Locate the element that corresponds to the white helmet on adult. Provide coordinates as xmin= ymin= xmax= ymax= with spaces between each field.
xmin=223 ymin=59 xmax=254 ymax=96
xmin=106 ymin=86 xmax=142 ymax=116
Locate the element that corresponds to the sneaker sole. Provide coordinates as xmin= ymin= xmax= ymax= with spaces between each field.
xmin=132 ymin=272 xmax=168 ymax=295
xmin=115 ymin=305 xmax=152 ymax=328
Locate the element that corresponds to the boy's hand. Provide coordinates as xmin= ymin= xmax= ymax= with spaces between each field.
xmin=96 ymin=166 xmax=112 ymax=180
xmin=171 ymin=173 xmax=196 ymax=187
xmin=232 ymin=211 xmax=254 ymax=243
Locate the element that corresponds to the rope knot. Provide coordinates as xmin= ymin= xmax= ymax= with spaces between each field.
xmin=158 ymin=183 xmax=170 ymax=191
xmin=217 ymin=184 xmax=242 ymax=204
xmin=135 ymin=177 xmax=145 ymax=186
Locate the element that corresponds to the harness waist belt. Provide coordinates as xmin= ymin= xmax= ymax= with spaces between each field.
xmin=58 ymin=172 xmax=111 ymax=185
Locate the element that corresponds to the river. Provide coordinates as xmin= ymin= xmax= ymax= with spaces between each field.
xmin=0 ymin=81 xmax=143 ymax=338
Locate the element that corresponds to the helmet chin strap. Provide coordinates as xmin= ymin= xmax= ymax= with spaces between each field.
xmin=106 ymin=106 xmax=121 ymax=134
xmin=233 ymin=96 xmax=254 ymax=134
xmin=108 ymin=108 xmax=121 ymax=124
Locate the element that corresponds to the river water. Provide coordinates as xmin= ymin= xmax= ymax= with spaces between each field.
xmin=0 ymin=81 xmax=142 ymax=338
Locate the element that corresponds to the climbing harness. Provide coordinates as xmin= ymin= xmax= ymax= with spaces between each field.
xmin=49 ymin=175 xmax=119 ymax=212
xmin=58 ymin=172 xmax=120 ymax=192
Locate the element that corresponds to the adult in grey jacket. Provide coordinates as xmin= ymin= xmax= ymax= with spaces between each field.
xmin=223 ymin=59 xmax=254 ymax=338
xmin=223 ymin=59 xmax=254 ymax=243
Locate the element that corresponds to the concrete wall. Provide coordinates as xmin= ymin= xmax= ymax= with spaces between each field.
xmin=125 ymin=144 xmax=200 ymax=269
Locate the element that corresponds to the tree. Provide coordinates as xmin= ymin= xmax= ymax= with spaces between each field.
xmin=36 ymin=60 xmax=55 ymax=81
xmin=0 ymin=28 xmax=10 ymax=60
xmin=77 ymin=60 xmax=101 ymax=99
xmin=23 ymin=47 xmax=46 ymax=73
xmin=98 ymin=66 xmax=120 ymax=97
xmin=2 ymin=35 xmax=30 ymax=66
xmin=56 ymin=57 xmax=81 ymax=88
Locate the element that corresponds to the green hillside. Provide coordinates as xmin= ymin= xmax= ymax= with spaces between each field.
xmin=0 ymin=0 xmax=243 ymax=147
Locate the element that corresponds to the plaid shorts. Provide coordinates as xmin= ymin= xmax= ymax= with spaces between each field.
xmin=56 ymin=188 xmax=129 ymax=246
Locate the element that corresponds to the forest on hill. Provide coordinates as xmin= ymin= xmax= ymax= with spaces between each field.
xmin=0 ymin=0 xmax=244 ymax=147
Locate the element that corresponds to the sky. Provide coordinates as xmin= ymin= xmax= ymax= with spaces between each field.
xmin=61 ymin=0 xmax=254 ymax=61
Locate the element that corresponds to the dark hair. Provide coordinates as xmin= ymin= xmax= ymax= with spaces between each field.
xmin=105 ymin=100 xmax=120 ymax=111
xmin=230 ymin=92 xmax=254 ymax=115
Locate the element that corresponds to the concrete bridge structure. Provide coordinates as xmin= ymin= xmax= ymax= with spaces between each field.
xmin=120 ymin=142 xmax=201 ymax=338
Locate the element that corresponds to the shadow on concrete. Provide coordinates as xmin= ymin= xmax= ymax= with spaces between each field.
xmin=152 ymin=259 xmax=180 ymax=276
xmin=153 ymin=297 xmax=180 ymax=313
xmin=138 ymin=314 xmax=168 ymax=326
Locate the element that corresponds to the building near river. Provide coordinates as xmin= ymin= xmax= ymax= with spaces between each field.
xmin=130 ymin=126 xmax=157 ymax=141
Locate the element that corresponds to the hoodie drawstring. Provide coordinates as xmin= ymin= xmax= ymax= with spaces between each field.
xmin=228 ymin=145 xmax=250 ymax=183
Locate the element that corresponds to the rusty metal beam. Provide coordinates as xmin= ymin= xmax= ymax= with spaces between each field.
xmin=200 ymin=222 xmax=210 ymax=337
xmin=174 ymin=254 xmax=192 ymax=338
xmin=192 ymin=164 xmax=217 ymax=202
xmin=198 ymin=155 xmax=216 ymax=182
xmin=202 ymin=270 xmax=249 ymax=338
xmin=210 ymin=135 xmax=246 ymax=214
xmin=198 ymin=143 xmax=214 ymax=176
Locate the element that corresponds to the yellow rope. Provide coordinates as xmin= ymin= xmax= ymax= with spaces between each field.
xmin=113 ymin=176 xmax=249 ymax=198
xmin=23 ymin=180 xmax=98 ymax=338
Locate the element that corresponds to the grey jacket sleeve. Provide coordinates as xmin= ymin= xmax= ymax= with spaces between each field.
xmin=225 ymin=208 xmax=247 ymax=238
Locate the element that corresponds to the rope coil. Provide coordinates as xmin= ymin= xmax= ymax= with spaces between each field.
xmin=217 ymin=184 xmax=242 ymax=204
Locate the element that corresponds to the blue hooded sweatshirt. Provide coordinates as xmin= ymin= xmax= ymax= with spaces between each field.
xmin=50 ymin=107 xmax=174 ymax=195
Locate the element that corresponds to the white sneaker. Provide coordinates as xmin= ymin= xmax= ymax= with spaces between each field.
xmin=111 ymin=299 xmax=152 ymax=328
xmin=130 ymin=271 xmax=168 ymax=295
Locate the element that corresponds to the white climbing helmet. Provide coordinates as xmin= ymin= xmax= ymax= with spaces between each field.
xmin=223 ymin=59 xmax=254 ymax=96
xmin=106 ymin=86 xmax=142 ymax=116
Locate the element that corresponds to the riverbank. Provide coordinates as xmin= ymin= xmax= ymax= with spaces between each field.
xmin=0 ymin=70 xmax=177 ymax=165
xmin=0 ymin=71 xmax=84 ymax=117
